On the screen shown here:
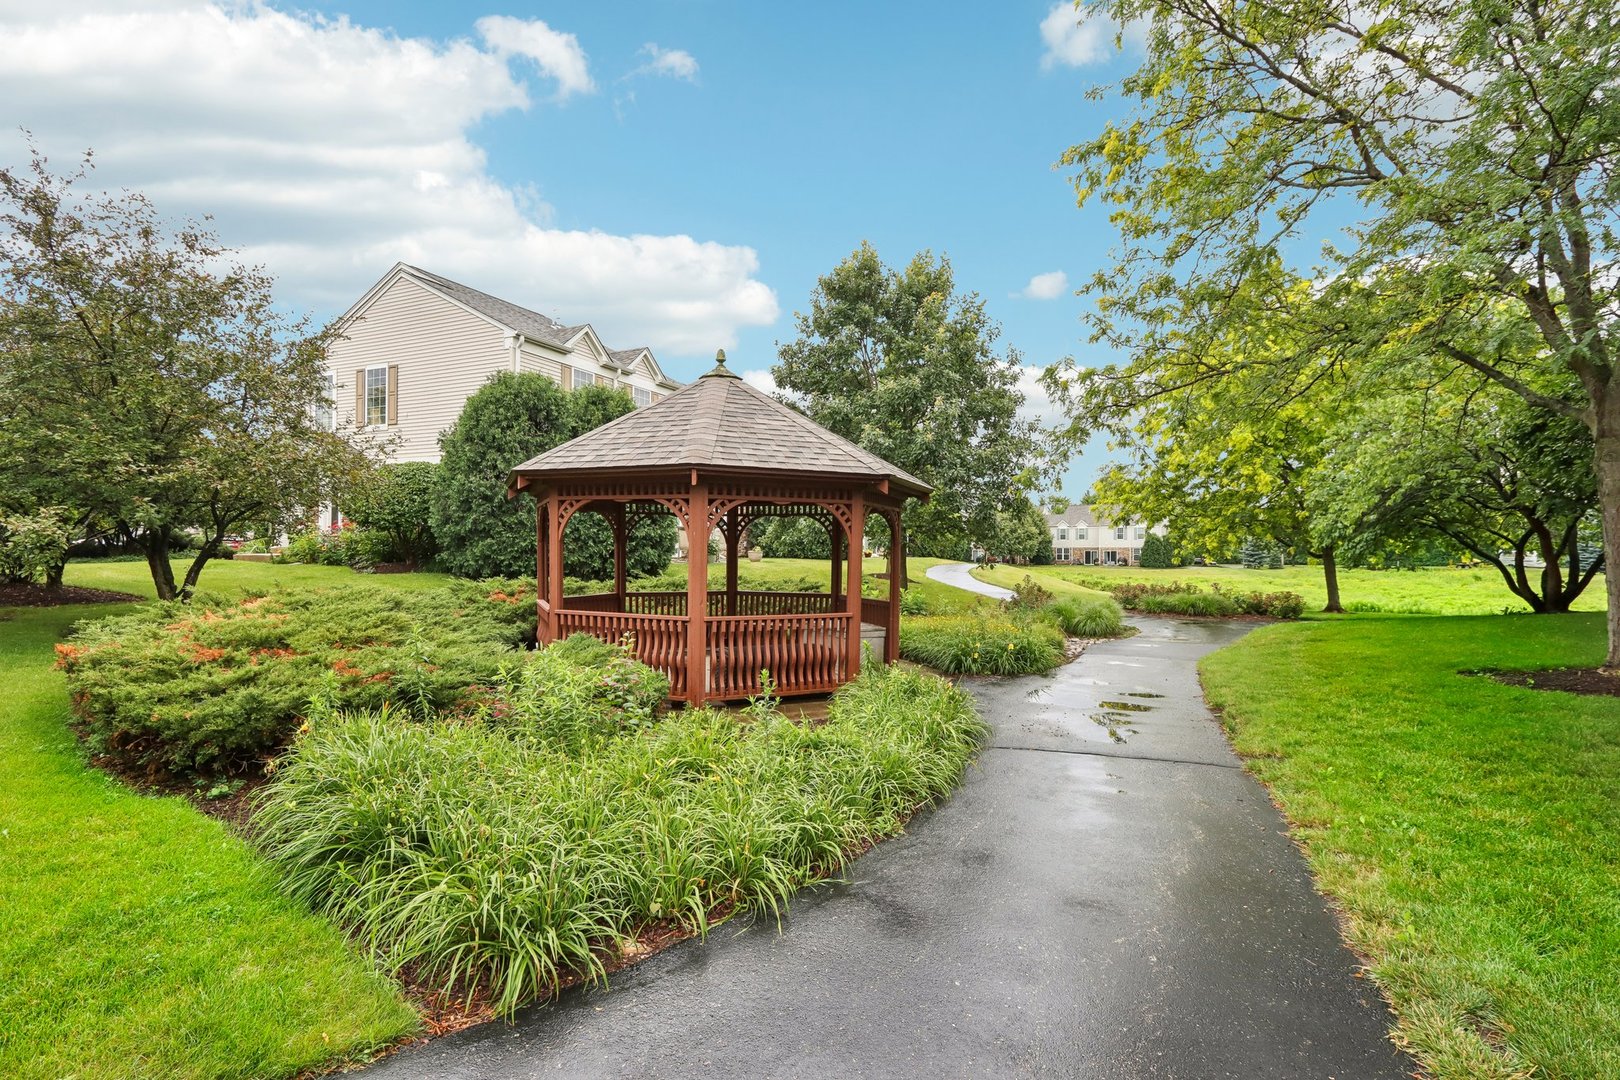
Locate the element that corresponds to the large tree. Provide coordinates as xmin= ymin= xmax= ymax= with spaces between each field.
xmin=1080 ymin=300 xmax=1359 ymax=611
xmin=1314 ymin=372 xmax=1602 ymax=612
xmin=0 ymin=147 xmax=369 ymax=599
xmin=773 ymin=243 xmax=1049 ymax=557
xmin=1048 ymin=0 xmax=1620 ymax=659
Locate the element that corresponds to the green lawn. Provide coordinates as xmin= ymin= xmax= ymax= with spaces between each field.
xmin=0 ymin=600 xmax=418 ymax=1080
xmin=1202 ymin=615 xmax=1620 ymax=1080
xmin=65 ymin=557 xmax=454 ymax=599
xmin=978 ymin=561 xmax=1607 ymax=616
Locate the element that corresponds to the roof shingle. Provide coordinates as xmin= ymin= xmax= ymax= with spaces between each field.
xmin=510 ymin=359 xmax=931 ymax=497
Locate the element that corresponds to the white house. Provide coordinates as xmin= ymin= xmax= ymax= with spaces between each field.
xmin=1045 ymin=505 xmax=1164 ymax=566
xmin=325 ymin=263 xmax=683 ymax=471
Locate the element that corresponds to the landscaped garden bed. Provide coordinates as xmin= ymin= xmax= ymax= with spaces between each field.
xmin=50 ymin=564 xmax=990 ymax=1030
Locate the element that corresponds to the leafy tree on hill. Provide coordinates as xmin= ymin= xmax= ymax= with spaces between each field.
xmin=430 ymin=375 xmax=676 ymax=580
xmin=1314 ymin=372 xmax=1602 ymax=612
xmin=1045 ymin=0 xmax=1620 ymax=660
xmin=773 ymin=242 xmax=1049 ymax=558
xmin=0 ymin=147 xmax=370 ymax=600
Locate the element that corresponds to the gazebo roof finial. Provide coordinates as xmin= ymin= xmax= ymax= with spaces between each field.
xmin=702 ymin=347 xmax=740 ymax=379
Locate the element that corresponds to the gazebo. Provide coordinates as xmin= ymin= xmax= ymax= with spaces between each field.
xmin=507 ymin=352 xmax=931 ymax=705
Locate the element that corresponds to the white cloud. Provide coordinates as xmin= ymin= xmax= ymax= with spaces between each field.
xmin=740 ymin=368 xmax=778 ymax=396
xmin=1039 ymin=2 xmax=1139 ymax=68
xmin=476 ymin=14 xmax=594 ymax=100
xmin=631 ymin=43 xmax=700 ymax=82
xmin=0 ymin=3 xmax=776 ymax=355
xmin=1016 ymin=365 xmax=1068 ymax=429
xmin=1020 ymin=270 xmax=1069 ymax=300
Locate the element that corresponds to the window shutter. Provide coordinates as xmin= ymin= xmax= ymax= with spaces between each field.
xmin=354 ymin=369 xmax=364 ymax=426
xmin=386 ymin=365 xmax=399 ymax=425
xmin=559 ymin=364 xmax=573 ymax=391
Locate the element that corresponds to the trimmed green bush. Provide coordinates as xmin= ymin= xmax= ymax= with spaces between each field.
xmin=899 ymin=614 xmax=1065 ymax=675
xmin=55 ymin=581 xmax=539 ymax=776
xmin=430 ymin=374 xmax=677 ymax=580
xmin=1043 ymin=595 xmax=1128 ymax=637
xmin=253 ymin=661 xmax=986 ymax=1016
xmin=346 ymin=461 xmax=440 ymax=568
xmin=1139 ymin=532 xmax=1174 ymax=568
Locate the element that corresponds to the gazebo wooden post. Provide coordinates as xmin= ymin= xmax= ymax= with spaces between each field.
xmin=885 ymin=509 xmax=903 ymax=664
xmin=724 ymin=507 xmax=740 ymax=616
xmin=829 ymin=521 xmax=843 ymax=608
xmin=535 ymin=495 xmax=549 ymax=645
xmin=610 ymin=504 xmax=627 ymax=609
xmin=845 ymin=492 xmax=865 ymax=678
xmin=546 ymin=494 xmax=564 ymax=644
xmin=686 ymin=479 xmax=710 ymax=704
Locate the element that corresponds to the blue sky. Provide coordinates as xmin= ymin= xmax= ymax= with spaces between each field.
xmin=0 ymin=1 xmax=1146 ymax=496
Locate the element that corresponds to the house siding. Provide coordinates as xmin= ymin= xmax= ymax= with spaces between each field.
xmin=329 ymin=276 xmax=508 ymax=463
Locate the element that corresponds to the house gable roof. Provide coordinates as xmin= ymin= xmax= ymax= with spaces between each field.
xmin=510 ymin=355 xmax=930 ymax=497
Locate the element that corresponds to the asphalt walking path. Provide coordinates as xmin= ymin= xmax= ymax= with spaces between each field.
xmin=367 ymin=600 xmax=1412 ymax=1078
xmin=925 ymin=559 xmax=1016 ymax=599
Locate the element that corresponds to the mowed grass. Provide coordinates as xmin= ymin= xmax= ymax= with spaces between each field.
xmin=0 ymin=602 xmax=418 ymax=1080
xmin=65 ymin=557 xmax=454 ymax=599
xmin=985 ymin=562 xmax=1607 ymax=616
xmin=1201 ymin=614 xmax=1620 ymax=1080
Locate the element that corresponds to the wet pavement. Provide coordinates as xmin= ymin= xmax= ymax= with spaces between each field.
xmin=366 ymin=617 xmax=1412 ymax=1080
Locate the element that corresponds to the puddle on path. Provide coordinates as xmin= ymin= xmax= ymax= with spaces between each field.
xmin=1098 ymin=700 xmax=1153 ymax=713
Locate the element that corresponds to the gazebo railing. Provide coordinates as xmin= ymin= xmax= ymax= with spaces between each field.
xmin=555 ymin=610 xmax=689 ymax=699
xmin=570 ymin=590 xmax=842 ymax=618
xmin=705 ymin=613 xmax=851 ymax=699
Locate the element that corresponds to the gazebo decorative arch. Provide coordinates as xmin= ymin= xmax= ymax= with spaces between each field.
xmin=507 ymin=352 xmax=931 ymax=705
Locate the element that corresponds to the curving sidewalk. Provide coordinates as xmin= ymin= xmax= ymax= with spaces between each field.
xmin=924 ymin=560 xmax=1015 ymax=600
xmin=363 ymin=611 xmax=1412 ymax=1080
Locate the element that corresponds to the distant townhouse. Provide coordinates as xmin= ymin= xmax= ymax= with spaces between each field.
xmin=1045 ymin=504 xmax=1164 ymax=566
xmin=325 ymin=263 xmax=682 ymax=466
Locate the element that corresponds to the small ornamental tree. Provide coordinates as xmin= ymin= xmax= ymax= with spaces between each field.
xmin=431 ymin=374 xmax=676 ymax=580
xmin=347 ymin=462 xmax=439 ymax=569
xmin=1139 ymin=532 xmax=1173 ymax=569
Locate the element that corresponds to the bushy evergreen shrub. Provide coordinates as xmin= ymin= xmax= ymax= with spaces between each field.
xmin=56 ymin=581 xmax=540 ymax=775
xmin=1139 ymin=532 xmax=1174 ymax=568
xmin=430 ymin=375 xmax=677 ymax=580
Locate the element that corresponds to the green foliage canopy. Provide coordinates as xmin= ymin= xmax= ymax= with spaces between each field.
xmin=773 ymin=243 xmax=1049 ymax=558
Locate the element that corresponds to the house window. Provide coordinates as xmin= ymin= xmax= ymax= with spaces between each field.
xmin=1115 ymin=526 xmax=1127 ymax=540
xmin=315 ymin=372 xmax=335 ymax=432
xmin=365 ymin=366 xmax=388 ymax=426
xmin=1055 ymin=547 xmax=1070 ymax=562
xmin=1057 ymin=526 xmax=1068 ymax=541
xmin=1136 ymin=525 xmax=1146 ymax=540
xmin=1077 ymin=527 xmax=1087 ymax=541
xmin=633 ymin=386 xmax=652 ymax=408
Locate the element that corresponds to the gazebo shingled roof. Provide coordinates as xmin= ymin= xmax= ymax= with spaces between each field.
xmin=509 ymin=360 xmax=930 ymax=497
xmin=509 ymin=353 xmax=929 ymax=706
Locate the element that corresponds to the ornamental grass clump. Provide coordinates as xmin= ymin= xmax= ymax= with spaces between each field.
xmin=1043 ymin=595 xmax=1128 ymax=638
xmin=253 ymin=661 xmax=986 ymax=1017
xmin=898 ymin=614 xmax=1064 ymax=675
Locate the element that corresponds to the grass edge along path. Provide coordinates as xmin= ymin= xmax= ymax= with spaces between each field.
xmin=1201 ymin=614 xmax=1620 ymax=1080
xmin=0 ymin=603 xmax=418 ymax=1080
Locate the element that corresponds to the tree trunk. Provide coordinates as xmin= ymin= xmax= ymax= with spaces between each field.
xmin=143 ymin=528 xmax=178 ymax=601
xmin=178 ymin=542 xmax=218 ymax=601
xmin=1596 ymin=413 xmax=1620 ymax=668
xmin=44 ymin=559 xmax=65 ymax=590
xmin=1319 ymin=545 xmax=1343 ymax=614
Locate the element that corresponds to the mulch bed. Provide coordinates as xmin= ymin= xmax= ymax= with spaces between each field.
xmin=0 ymin=582 xmax=143 ymax=608
xmin=1478 ymin=667 xmax=1620 ymax=698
